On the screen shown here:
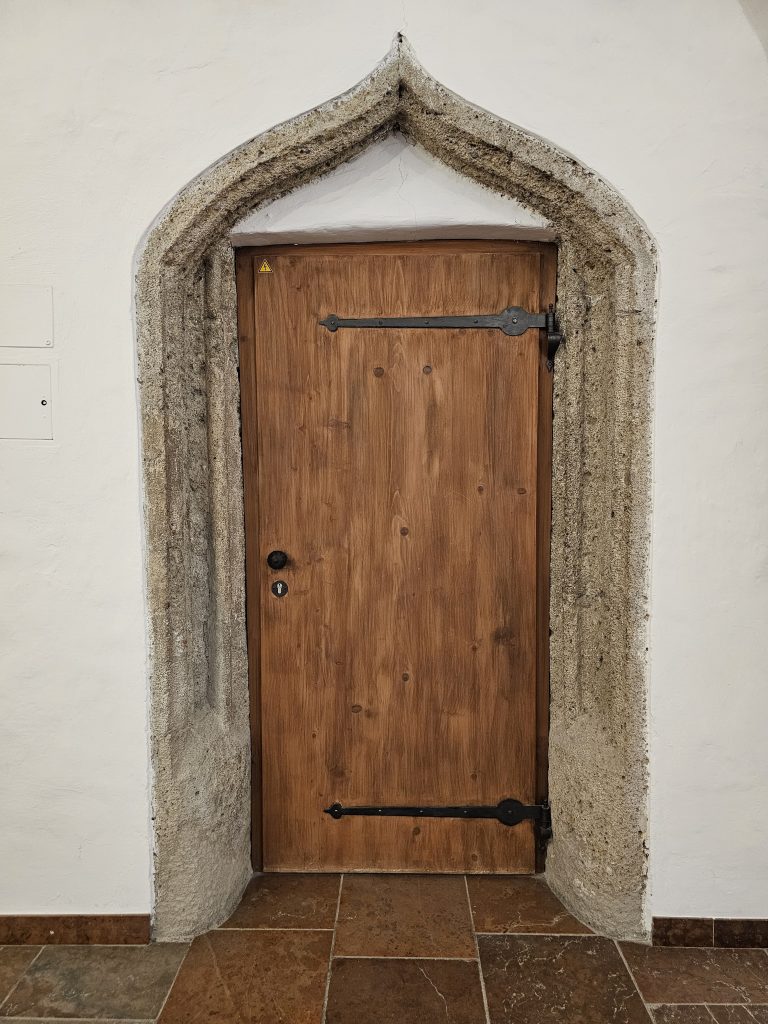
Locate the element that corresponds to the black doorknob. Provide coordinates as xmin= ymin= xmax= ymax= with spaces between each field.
xmin=267 ymin=550 xmax=289 ymax=570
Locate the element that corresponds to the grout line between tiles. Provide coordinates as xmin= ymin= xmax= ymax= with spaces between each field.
xmin=320 ymin=872 xmax=344 ymax=1024
xmin=153 ymin=941 xmax=192 ymax=1023
xmin=215 ymin=926 xmax=335 ymax=932
xmin=614 ymin=939 xmax=655 ymax=1022
xmin=618 ymin=937 xmax=659 ymax=1019
xmin=0 ymin=943 xmax=166 ymax=950
xmin=474 ymin=931 xmax=596 ymax=937
xmin=0 ymin=944 xmax=45 ymax=1014
xmin=464 ymin=875 xmax=492 ymax=1024
xmin=332 ymin=954 xmax=479 ymax=961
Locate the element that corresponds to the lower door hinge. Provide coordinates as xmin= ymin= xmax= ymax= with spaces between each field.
xmin=325 ymin=798 xmax=552 ymax=841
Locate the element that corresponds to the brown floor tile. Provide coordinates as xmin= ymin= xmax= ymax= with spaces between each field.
xmin=747 ymin=1009 xmax=768 ymax=1022
xmin=158 ymin=929 xmax=331 ymax=1024
xmin=0 ymin=947 xmax=40 ymax=1004
xmin=709 ymin=1007 xmax=765 ymax=1022
xmin=653 ymin=918 xmax=714 ymax=947
xmin=334 ymin=874 xmax=475 ymax=958
xmin=479 ymin=935 xmax=650 ymax=1023
xmin=326 ymin=957 xmax=486 ymax=1024
xmin=221 ymin=873 xmax=340 ymax=929
xmin=0 ymin=943 xmax=187 ymax=1019
xmin=621 ymin=944 xmax=768 ymax=1004
xmin=650 ymin=1008 xmax=713 ymax=1024
xmin=715 ymin=921 xmax=768 ymax=949
xmin=468 ymin=875 xmax=591 ymax=934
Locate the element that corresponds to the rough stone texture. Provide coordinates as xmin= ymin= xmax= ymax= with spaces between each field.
xmin=135 ymin=35 xmax=656 ymax=941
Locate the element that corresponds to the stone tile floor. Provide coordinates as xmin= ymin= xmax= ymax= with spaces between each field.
xmin=1 ymin=875 xmax=767 ymax=1023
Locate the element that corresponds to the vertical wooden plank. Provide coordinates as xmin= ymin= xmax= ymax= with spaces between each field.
xmin=235 ymin=249 xmax=263 ymax=869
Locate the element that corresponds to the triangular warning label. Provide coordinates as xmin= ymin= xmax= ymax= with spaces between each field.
xmin=258 ymin=259 xmax=272 ymax=274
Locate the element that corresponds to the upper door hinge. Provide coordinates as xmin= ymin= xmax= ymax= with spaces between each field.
xmin=319 ymin=304 xmax=564 ymax=370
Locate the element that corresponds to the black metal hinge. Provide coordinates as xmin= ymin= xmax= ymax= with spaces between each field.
xmin=325 ymin=798 xmax=552 ymax=836
xmin=319 ymin=305 xmax=564 ymax=370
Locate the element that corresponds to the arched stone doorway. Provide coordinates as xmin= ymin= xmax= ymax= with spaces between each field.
xmin=135 ymin=35 xmax=656 ymax=942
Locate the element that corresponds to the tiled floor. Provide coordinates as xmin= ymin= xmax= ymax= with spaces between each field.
xmin=1 ymin=875 xmax=767 ymax=1023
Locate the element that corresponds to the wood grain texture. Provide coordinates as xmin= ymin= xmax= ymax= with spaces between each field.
xmin=237 ymin=241 xmax=556 ymax=873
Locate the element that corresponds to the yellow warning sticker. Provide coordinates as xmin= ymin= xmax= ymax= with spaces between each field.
xmin=258 ymin=259 xmax=272 ymax=274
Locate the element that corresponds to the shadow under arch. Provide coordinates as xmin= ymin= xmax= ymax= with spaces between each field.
xmin=136 ymin=34 xmax=656 ymax=941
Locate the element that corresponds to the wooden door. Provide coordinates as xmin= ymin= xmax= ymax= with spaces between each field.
xmin=237 ymin=241 xmax=555 ymax=874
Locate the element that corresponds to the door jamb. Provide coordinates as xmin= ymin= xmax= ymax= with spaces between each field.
xmin=535 ymin=245 xmax=556 ymax=872
xmin=235 ymin=250 xmax=264 ymax=869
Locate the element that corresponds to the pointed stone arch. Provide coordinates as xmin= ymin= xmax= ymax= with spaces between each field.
xmin=136 ymin=36 xmax=656 ymax=942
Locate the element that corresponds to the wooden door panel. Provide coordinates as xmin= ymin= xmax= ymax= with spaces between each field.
xmin=238 ymin=241 xmax=554 ymax=873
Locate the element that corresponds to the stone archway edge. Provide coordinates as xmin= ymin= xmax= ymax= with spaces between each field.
xmin=136 ymin=34 xmax=656 ymax=941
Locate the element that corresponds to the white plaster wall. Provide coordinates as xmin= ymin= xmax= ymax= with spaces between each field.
xmin=1 ymin=0 xmax=767 ymax=921
xmin=232 ymin=134 xmax=552 ymax=244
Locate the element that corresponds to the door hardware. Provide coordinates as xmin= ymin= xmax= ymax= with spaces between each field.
xmin=324 ymin=798 xmax=552 ymax=837
xmin=267 ymin=550 xmax=289 ymax=570
xmin=319 ymin=305 xmax=564 ymax=369
xmin=271 ymin=580 xmax=288 ymax=597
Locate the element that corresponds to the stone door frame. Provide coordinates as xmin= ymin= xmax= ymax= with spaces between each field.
xmin=135 ymin=36 xmax=656 ymax=941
